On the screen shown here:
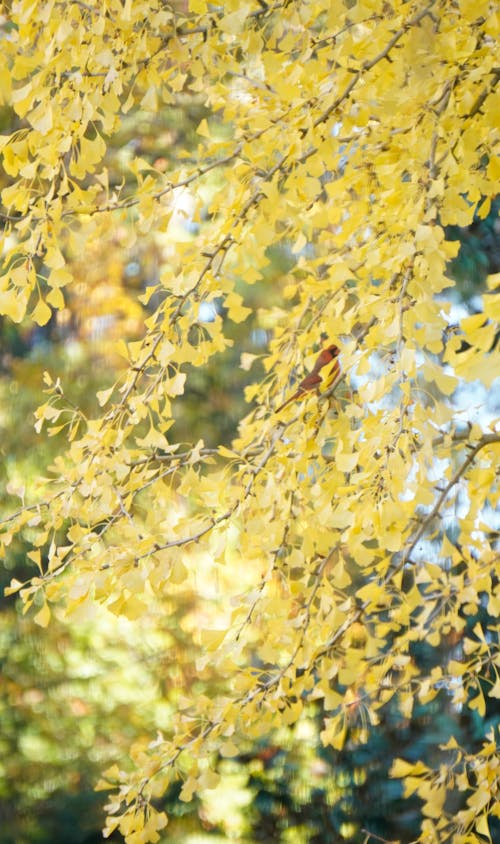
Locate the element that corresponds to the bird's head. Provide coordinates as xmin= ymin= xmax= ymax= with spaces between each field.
xmin=326 ymin=344 xmax=340 ymax=357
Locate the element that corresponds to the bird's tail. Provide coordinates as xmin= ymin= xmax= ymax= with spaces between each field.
xmin=274 ymin=391 xmax=301 ymax=414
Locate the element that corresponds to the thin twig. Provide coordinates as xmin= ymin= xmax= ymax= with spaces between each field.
xmin=388 ymin=433 xmax=500 ymax=581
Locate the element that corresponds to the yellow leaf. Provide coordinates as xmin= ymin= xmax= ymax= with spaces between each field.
xmin=198 ymin=768 xmax=219 ymax=790
xmin=218 ymin=445 xmax=238 ymax=459
xmin=32 ymin=298 xmax=52 ymax=326
xmin=421 ymin=784 xmax=447 ymax=818
xmin=467 ymin=787 xmax=490 ymax=812
xmin=422 ymin=361 xmax=457 ymax=395
xmin=34 ymin=602 xmax=51 ymax=628
xmin=476 ymin=814 xmax=490 ymax=840
xmin=483 ymin=292 xmax=500 ymax=322
xmin=460 ymin=312 xmax=486 ymax=334
xmin=0 ymin=290 xmax=28 ymax=323
xmin=469 ymin=688 xmax=486 ymax=717
xmin=219 ymin=739 xmax=240 ymax=757
xmin=47 ymin=267 xmax=72 ymax=286
xmin=218 ymin=6 xmax=249 ymax=35
xmin=179 ymin=775 xmax=198 ymax=802
xmin=225 ymin=291 xmax=251 ymax=323
xmin=335 ymin=450 xmax=358 ymax=473
xmin=169 ymin=558 xmax=187 ymax=584
xmin=96 ymin=386 xmax=114 ymax=407
xmin=46 ymin=287 xmax=65 ymax=309
xmin=4 ymin=578 xmax=24 ymax=596
xmin=320 ymin=715 xmax=347 ymax=750
xmin=199 ymin=628 xmax=227 ymax=650
xmin=391 ymin=758 xmax=418 ymax=778
xmin=120 ymin=595 xmax=147 ymax=621
xmin=27 ymin=549 xmax=43 ymax=572
xmin=136 ymin=426 xmax=170 ymax=450
xmin=102 ymin=818 xmax=121 ymax=837
xmin=196 ymin=118 xmax=210 ymax=138
xmin=240 ymin=353 xmax=259 ymax=372
xmin=329 ymin=507 xmax=352 ymax=529
xmin=487 ymin=271 xmax=500 ymax=290
xmin=334 ymin=560 xmax=351 ymax=588
xmin=29 ymin=102 xmax=53 ymax=134
xmin=448 ymin=659 xmax=467 ymax=676
xmin=165 ymin=372 xmax=186 ymax=397
xmin=488 ymin=674 xmax=500 ymax=699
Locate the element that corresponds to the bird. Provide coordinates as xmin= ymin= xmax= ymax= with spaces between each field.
xmin=275 ymin=343 xmax=341 ymax=413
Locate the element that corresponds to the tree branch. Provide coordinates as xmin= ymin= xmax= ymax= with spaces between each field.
xmin=390 ymin=432 xmax=500 ymax=580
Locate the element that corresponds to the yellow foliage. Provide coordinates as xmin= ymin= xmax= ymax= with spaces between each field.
xmin=1 ymin=1 xmax=499 ymax=841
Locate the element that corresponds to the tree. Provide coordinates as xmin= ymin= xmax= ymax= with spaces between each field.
xmin=1 ymin=1 xmax=499 ymax=842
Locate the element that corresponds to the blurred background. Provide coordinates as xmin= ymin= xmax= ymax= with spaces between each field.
xmin=1 ymin=49 xmax=499 ymax=844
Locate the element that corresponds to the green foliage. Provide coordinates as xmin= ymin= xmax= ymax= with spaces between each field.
xmin=446 ymin=196 xmax=500 ymax=298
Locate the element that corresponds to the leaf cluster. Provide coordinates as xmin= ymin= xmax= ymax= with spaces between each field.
xmin=0 ymin=1 xmax=499 ymax=842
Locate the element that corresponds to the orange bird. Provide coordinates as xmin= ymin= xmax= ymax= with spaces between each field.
xmin=275 ymin=343 xmax=341 ymax=413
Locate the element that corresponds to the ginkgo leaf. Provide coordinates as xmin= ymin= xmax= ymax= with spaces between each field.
xmin=34 ymin=602 xmax=51 ymax=628
xmin=4 ymin=578 xmax=24 ymax=596
xmin=96 ymin=386 xmax=114 ymax=407
xmin=179 ymin=776 xmax=198 ymax=802
xmin=196 ymin=118 xmax=210 ymax=138
xmin=32 ymin=298 xmax=52 ymax=326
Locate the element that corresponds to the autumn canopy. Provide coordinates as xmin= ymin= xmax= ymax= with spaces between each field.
xmin=1 ymin=0 xmax=499 ymax=841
